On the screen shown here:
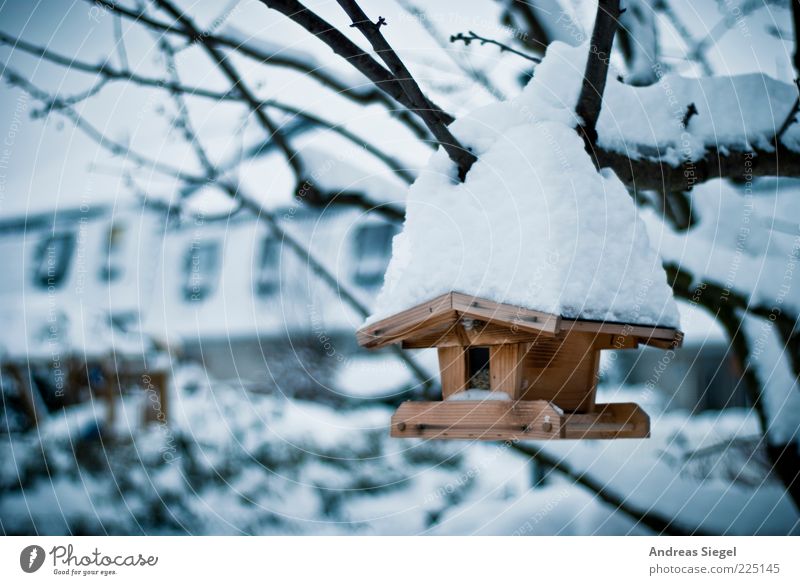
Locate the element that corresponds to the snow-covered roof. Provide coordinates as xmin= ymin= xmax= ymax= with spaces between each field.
xmin=367 ymin=42 xmax=680 ymax=329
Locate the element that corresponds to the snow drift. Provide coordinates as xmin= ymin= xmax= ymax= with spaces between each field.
xmin=368 ymin=42 xmax=680 ymax=328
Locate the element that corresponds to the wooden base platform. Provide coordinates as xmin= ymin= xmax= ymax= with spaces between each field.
xmin=390 ymin=400 xmax=650 ymax=440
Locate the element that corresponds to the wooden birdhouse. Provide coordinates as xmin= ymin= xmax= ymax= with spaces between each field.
xmin=357 ymin=292 xmax=683 ymax=441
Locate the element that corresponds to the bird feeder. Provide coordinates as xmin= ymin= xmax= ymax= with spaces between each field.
xmin=357 ymin=292 xmax=683 ymax=441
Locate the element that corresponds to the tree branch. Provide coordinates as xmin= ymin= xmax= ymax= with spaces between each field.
xmin=154 ymin=0 xmax=303 ymax=180
xmin=86 ymin=0 xmax=431 ymax=140
xmin=596 ymin=143 xmax=800 ymax=193
xmin=510 ymin=442 xmax=709 ymax=535
xmin=254 ymin=0 xmax=452 ymax=126
xmin=0 ymin=29 xmax=418 ymax=187
xmin=449 ymin=31 xmax=541 ymax=64
xmin=397 ymin=1 xmax=507 ymax=100
xmin=576 ymin=0 xmax=622 ymax=149
xmin=666 ymin=263 xmax=800 ymax=509
xmin=793 ymin=0 xmax=800 ymax=76
xmin=335 ymin=0 xmax=476 ymax=180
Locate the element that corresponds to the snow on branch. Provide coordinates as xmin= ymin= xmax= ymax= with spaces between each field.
xmin=535 ymin=42 xmax=800 ymax=192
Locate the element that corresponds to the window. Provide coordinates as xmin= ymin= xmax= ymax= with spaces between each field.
xmin=352 ymin=223 xmax=397 ymax=287
xmin=99 ymin=223 xmax=126 ymax=282
xmin=33 ymin=232 xmax=75 ymax=289
xmin=183 ymin=240 xmax=221 ymax=302
xmin=254 ymin=236 xmax=281 ymax=297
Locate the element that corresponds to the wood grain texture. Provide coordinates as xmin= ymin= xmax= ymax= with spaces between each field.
xmin=390 ymin=400 xmax=562 ymax=440
xmin=451 ymin=292 xmax=560 ymax=335
xmin=489 ymin=343 xmax=525 ymax=399
xmin=563 ymin=402 xmax=650 ymax=439
xmin=520 ymin=331 xmax=598 ymax=412
xmin=358 ymin=293 xmax=683 ymax=352
xmin=437 ymin=346 xmax=468 ymax=399
xmin=389 ymin=400 xmax=649 ymax=440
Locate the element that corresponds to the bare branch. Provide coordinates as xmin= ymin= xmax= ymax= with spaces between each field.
xmin=249 ymin=0 xmax=452 ymax=126
xmin=0 ymin=62 xmax=205 ymax=184
xmin=397 ymin=0 xmax=507 ymax=100
xmin=86 ymin=0 xmax=431 ymax=139
xmin=576 ymin=0 xmax=622 ymax=149
xmin=112 ymin=12 xmax=130 ymax=70
xmin=666 ymin=263 xmax=800 ymax=508
xmin=653 ymin=0 xmax=713 ymax=75
xmin=449 ymin=31 xmax=541 ymax=64
xmin=0 ymin=30 xmax=239 ymax=101
xmin=335 ymin=0 xmax=476 ymax=180
xmin=494 ymin=0 xmax=552 ymax=56
xmin=154 ymin=0 xmax=303 ymax=180
xmin=510 ymin=442 xmax=709 ymax=535
xmin=793 ymin=0 xmax=800 ymax=75
xmin=0 ymin=29 xmax=418 ymax=186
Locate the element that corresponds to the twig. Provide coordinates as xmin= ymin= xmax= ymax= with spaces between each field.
xmin=653 ymin=0 xmax=713 ymax=75
xmin=86 ymin=0 xmax=432 ymax=140
xmin=112 ymin=12 xmax=130 ymax=70
xmin=681 ymin=102 xmax=698 ymax=129
xmin=397 ymin=1 xmax=506 ymax=100
xmin=1 ymin=63 xmax=204 ymax=184
xmin=335 ymin=0 xmax=476 ymax=180
xmin=0 ymin=30 xmax=419 ymax=186
xmin=449 ymin=31 xmax=541 ymax=64
xmin=249 ymin=0 xmax=452 ymax=125
xmin=154 ymin=0 xmax=304 ymax=181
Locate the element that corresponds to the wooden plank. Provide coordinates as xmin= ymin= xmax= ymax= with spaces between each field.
xmin=402 ymin=317 xmax=552 ymax=348
xmin=520 ymin=331 xmax=598 ymax=413
xmin=489 ymin=344 xmax=525 ymax=399
xmin=356 ymin=293 xmax=454 ymax=348
xmin=390 ymin=400 xmax=562 ymax=440
xmin=560 ymin=318 xmax=682 ymax=346
xmin=451 ymin=293 xmax=559 ymax=336
xmin=563 ymin=402 xmax=649 ymax=439
xmin=437 ymin=346 xmax=468 ymax=399
xmin=638 ymin=330 xmax=684 ymax=349
xmin=360 ymin=309 xmax=458 ymax=349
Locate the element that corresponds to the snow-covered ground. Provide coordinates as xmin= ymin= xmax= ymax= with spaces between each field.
xmin=1 ymin=363 xmax=796 ymax=535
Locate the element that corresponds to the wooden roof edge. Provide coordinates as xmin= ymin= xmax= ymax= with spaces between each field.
xmin=355 ymin=293 xmax=455 ymax=348
xmin=357 ymin=293 xmax=684 ymax=349
xmin=559 ymin=317 xmax=683 ymax=339
xmin=356 ymin=293 xmax=563 ymax=348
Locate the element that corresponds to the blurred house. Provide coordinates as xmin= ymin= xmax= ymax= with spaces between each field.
xmin=0 ymin=201 xmax=400 ymax=428
xmin=0 ymin=201 xmax=745 ymax=430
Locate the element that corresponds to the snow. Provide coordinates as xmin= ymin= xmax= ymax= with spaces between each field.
xmin=524 ymin=41 xmax=800 ymax=157
xmin=368 ymin=42 xmax=680 ymax=328
xmin=447 ymin=390 xmax=511 ymax=401
xmin=2 ymin=359 xmax=797 ymax=535
xmin=744 ymin=315 xmax=800 ymax=446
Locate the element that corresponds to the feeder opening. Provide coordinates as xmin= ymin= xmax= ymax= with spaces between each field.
xmin=467 ymin=347 xmax=490 ymax=389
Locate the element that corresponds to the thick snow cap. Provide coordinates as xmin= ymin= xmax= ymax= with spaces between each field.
xmin=367 ymin=42 xmax=680 ymax=328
